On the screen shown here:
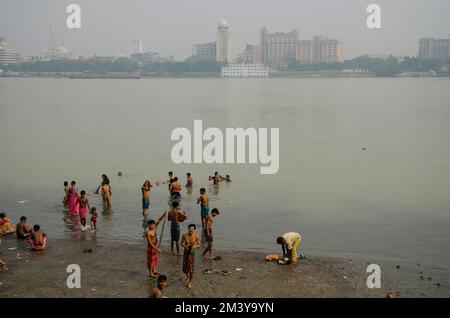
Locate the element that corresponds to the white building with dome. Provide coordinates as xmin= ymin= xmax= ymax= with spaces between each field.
xmin=216 ymin=19 xmax=233 ymax=64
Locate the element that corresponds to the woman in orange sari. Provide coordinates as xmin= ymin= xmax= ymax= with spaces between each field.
xmin=0 ymin=212 xmax=16 ymax=235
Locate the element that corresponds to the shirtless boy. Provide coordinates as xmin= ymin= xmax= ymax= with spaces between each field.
xmin=202 ymin=208 xmax=220 ymax=260
xmin=209 ymin=171 xmax=224 ymax=185
xmin=149 ymin=275 xmax=168 ymax=298
xmin=186 ymin=173 xmax=193 ymax=188
xmin=197 ymin=188 xmax=209 ymax=233
xmin=16 ymin=216 xmax=32 ymax=239
xmin=31 ymin=225 xmax=46 ymax=247
xmin=141 ymin=180 xmax=152 ymax=219
xmin=181 ymin=224 xmax=201 ymax=288
xmin=77 ymin=190 xmax=90 ymax=230
xmin=168 ymin=201 xmax=187 ymax=256
xmin=170 ymin=177 xmax=182 ymax=200
xmin=145 ymin=211 xmax=167 ymax=278
xmin=101 ymin=181 xmax=112 ymax=207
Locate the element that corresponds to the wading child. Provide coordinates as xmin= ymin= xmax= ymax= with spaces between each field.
xmin=196 ymin=188 xmax=209 ymax=233
xmin=202 ymin=208 xmax=219 ymax=260
xmin=186 ymin=173 xmax=193 ymax=188
xmin=208 ymin=171 xmax=223 ymax=185
xmin=170 ymin=177 xmax=182 ymax=200
xmin=90 ymin=207 xmax=98 ymax=231
xmin=168 ymin=201 xmax=187 ymax=256
xmin=141 ymin=180 xmax=152 ymax=219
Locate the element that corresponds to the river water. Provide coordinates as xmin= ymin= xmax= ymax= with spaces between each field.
xmin=1 ymin=77 xmax=449 ymax=270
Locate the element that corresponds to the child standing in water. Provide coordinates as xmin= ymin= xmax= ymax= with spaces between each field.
xmin=141 ymin=180 xmax=152 ymax=219
xmin=77 ymin=190 xmax=90 ymax=231
xmin=90 ymin=207 xmax=98 ymax=231
xmin=197 ymin=188 xmax=209 ymax=233
xmin=168 ymin=201 xmax=187 ymax=256
xmin=209 ymin=171 xmax=224 ymax=185
xmin=63 ymin=181 xmax=69 ymax=207
xmin=186 ymin=173 xmax=193 ymax=188
xmin=170 ymin=177 xmax=182 ymax=200
xmin=202 ymin=208 xmax=220 ymax=260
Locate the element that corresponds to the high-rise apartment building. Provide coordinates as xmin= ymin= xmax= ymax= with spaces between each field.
xmin=130 ymin=40 xmax=143 ymax=55
xmin=418 ymin=37 xmax=449 ymax=60
xmin=237 ymin=44 xmax=260 ymax=64
xmin=432 ymin=39 xmax=449 ymax=60
xmin=260 ymin=28 xmax=299 ymax=68
xmin=296 ymin=36 xmax=344 ymax=64
xmin=296 ymin=40 xmax=313 ymax=64
xmin=191 ymin=42 xmax=217 ymax=61
xmin=216 ymin=19 xmax=233 ymax=64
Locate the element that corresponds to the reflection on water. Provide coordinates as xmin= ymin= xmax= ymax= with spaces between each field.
xmin=209 ymin=184 xmax=220 ymax=196
xmin=64 ymin=213 xmax=82 ymax=240
xmin=62 ymin=207 xmax=101 ymax=241
xmin=102 ymin=206 xmax=113 ymax=219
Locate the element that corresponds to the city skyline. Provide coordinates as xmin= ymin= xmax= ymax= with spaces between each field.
xmin=1 ymin=0 xmax=450 ymax=59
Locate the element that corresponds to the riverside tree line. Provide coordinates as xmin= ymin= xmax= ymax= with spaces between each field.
xmin=2 ymin=55 xmax=449 ymax=77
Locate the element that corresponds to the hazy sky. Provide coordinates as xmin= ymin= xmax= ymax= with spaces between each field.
xmin=1 ymin=0 xmax=450 ymax=59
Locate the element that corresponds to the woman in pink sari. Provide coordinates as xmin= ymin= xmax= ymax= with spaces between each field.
xmin=68 ymin=181 xmax=79 ymax=216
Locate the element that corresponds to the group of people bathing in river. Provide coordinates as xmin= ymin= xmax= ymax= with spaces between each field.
xmin=144 ymin=171 xmax=301 ymax=297
xmin=62 ymin=176 xmax=109 ymax=231
xmin=1 ymin=170 xmax=301 ymax=297
xmin=0 ymin=213 xmax=48 ymax=269
xmin=144 ymin=171 xmax=226 ymax=293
